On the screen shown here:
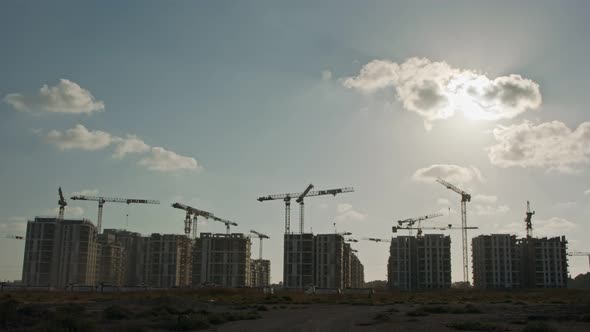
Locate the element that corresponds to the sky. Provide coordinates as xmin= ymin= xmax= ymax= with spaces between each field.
xmin=1 ymin=0 xmax=589 ymax=283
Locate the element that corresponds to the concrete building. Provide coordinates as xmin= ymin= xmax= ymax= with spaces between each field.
xmin=22 ymin=217 xmax=99 ymax=287
xmin=388 ymin=234 xmax=451 ymax=291
xmin=96 ymin=233 xmax=125 ymax=286
xmin=519 ymin=236 xmax=568 ymax=288
xmin=146 ymin=234 xmax=192 ymax=288
xmin=314 ymin=234 xmax=346 ymax=288
xmin=472 ymin=235 xmax=520 ymax=289
xmin=250 ymin=259 xmax=271 ymax=287
xmin=283 ymin=233 xmax=314 ymax=288
xmin=103 ymin=229 xmax=149 ymax=286
xmin=350 ymin=253 xmax=364 ymax=288
xmin=193 ymin=233 xmax=252 ymax=288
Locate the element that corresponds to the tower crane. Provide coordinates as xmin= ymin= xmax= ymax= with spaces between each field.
xmin=5 ymin=234 xmax=24 ymax=240
xmin=346 ymin=239 xmax=358 ymax=243
xmin=525 ymin=201 xmax=535 ymax=238
xmin=568 ymin=251 xmax=590 ymax=270
xmin=71 ymin=195 xmax=160 ymax=234
xmin=211 ymin=215 xmax=238 ymax=234
xmin=257 ymin=186 xmax=354 ymax=234
xmin=250 ymin=230 xmax=270 ymax=260
xmin=397 ymin=213 xmax=443 ymax=236
xmin=363 ymin=237 xmax=391 ymax=243
xmin=435 ymin=177 xmax=471 ymax=283
xmin=393 ymin=224 xmax=478 ymax=236
xmin=171 ymin=203 xmax=213 ymax=238
xmin=58 ymin=187 xmax=67 ymax=221
xmin=336 ymin=231 xmax=352 ymax=236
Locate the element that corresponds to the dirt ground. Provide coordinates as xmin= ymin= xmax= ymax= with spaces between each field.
xmin=1 ymin=289 xmax=589 ymax=331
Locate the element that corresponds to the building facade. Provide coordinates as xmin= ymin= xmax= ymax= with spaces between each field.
xmin=314 ymin=234 xmax=345 ymax=288
xmin=193 ymin=233 xmax=252 ymax=288
xmin=388 ymin=234 xmax=451 ymax=291
xmin=22 ymin=217 xmax=99 ymax=287
xmin=472 ymin=234 xmax=520 ymax=289
xmin=250 ymin=259 xmax=271 ymax=287
xmin=519 ymin=236 xmax=568 ymax=288
xmin=283 ymin=233 xmax=314 ymax=288
xmin=146 ymin=234 xmax=192 ymax=288
xmin=103 ymin=229 xmax=148 ymax=286
xmin=96 ymin=233 xmax=125 ymax=286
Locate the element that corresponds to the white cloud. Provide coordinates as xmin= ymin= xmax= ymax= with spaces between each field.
xmin=113 ymin=135 xmax=150 ymax=159
xmin=488 ymin=121 xmax=590 ymax=173
xmin=585 ymin=189 xmax=590 ymax=195
xmin=139 ymin=147 xmax=199 ymax=172
xmin=46 ymin=124 xmax=112 ymax=150
xmin=343 ymin=57 xmax=541 ymax=129
xmin=472 ymin=194 xmax=498 ymax=204
xmin=412 ymin=164 xmax=483 ymax=184
xmin=72 ymin=189 xmax=99 ymax=196
xmin=4 ymin=79 xmax=104 ymax=114
xmin=335 ymin=203 xmax=367 ymax=222
xmin=321 ymin=70 xmax=333 ymax=81
xmin=41 ymin=125 xmax=200 ymax=173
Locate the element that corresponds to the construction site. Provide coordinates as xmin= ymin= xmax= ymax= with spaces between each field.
xmin=7 ymin=179 xmax=588 ymax=293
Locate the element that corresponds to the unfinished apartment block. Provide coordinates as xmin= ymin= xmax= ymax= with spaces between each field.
xmin=103 ymin=229 xmax=148 ymax=286
xmin=350 ymin=253 xmax=364 ymax=288
xmin=283 ymin=233 xmax=314 ymax=288
xmin=250 ymin=259 xmax=271 ymax=287
xmin=96 ymin=233 xmax=126 ymax=286
xmin=146 ymin=234 xmax=192 ymax=288
xmin=193 ymin=233 xmax=252 ymax=288
xmin=22 ymin=217 xmax=99 ymax=287
xmin=314 ymin=234 xmax=345 ymax=288
xmin=519 ymin=236 xmax=568 ymax=288
xmin=388 ymin=234 xmax=451 ymax=291
xmin=472 ymin=235 xmax=520 ymax=289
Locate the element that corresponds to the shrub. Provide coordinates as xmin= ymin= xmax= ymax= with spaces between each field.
xmin=175 ymin=313 xmax=210 ymax=331
xmin=447 ymin=320 xmax=496 ymax=331
xmin=521 ymin=322 xmax=557 ymax=332
xmin=103 ymin=305 xmax=132 ymax=320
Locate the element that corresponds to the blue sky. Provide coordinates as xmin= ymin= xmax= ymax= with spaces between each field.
xmin=1 ymin=1 xmax=589 ymax=283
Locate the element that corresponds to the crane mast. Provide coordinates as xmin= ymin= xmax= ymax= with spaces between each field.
xmin=436 ymin=177 xmax=471 ymax=283
xmin=525 ymin=201 xmax=535 ymax=238
xmin=258 ymin=186 xmax=354 ymax=233
xmin=71 ymin=195 xmax=160 ymax=234
xmin=250 ymin=230 xmax=270 ymax=260
xmin=58 ymin=187 xmax=67 ymax=222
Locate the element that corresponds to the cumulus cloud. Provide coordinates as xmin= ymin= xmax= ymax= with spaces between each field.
xmin=343 ymin=57 xmax=541 ymax=129
xmin=139 ymin=147 xmax=199 ymax=172
xmin=113 ymin=135 xmax=150 ymax=159
xmin=4 ymin=79 xmax=104 ymax=114
xmin=412 ymin=164 xmax=484 ymax=184
xmin=335 ymin=203 xmax=367 ymax=222
xmin=72 ymin=189 xmax=99 ymax=196
xmin=46 ymin=124 xmax=112 ymax=150
xmin=488 ymin=121 xmax=590 ymax=173
xmin=43 ymin=125 xmax=200 ymax=173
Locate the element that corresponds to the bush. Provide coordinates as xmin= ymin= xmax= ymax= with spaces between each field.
xmin=447 ymin=320 xmax=496 ymax=331
xmin=522 ymin=322 xmax=557 ymax=332
xmin=103 ymin=305 xmax=131 ymax=320
xmin=174 ymin=314 xmax=210 ymax=331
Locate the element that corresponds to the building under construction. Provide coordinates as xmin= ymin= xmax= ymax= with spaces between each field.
xmin=283 ymin=233 xmax=365 ymax=289
xmin=472 ymin=234 xmax=520 ymax=289
xmin=103 ymin=229 xmax=149 ymax=286
xmin=96 ymin=233 xmax=125 ymax=286
xmin=192 ymin=233 xmax=252 ymax=288
xmin=250 ymin=259 xmax=271 ymax=287
xmin=388 ymin=234 xmax=451 ymax=291
xmin=146 ymin=234 xmax=192 ymax=288
xmin=471 ymin=235 xmax=568 ymax=289
xmin=22 ymin=217 xmax=99 ymax=287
